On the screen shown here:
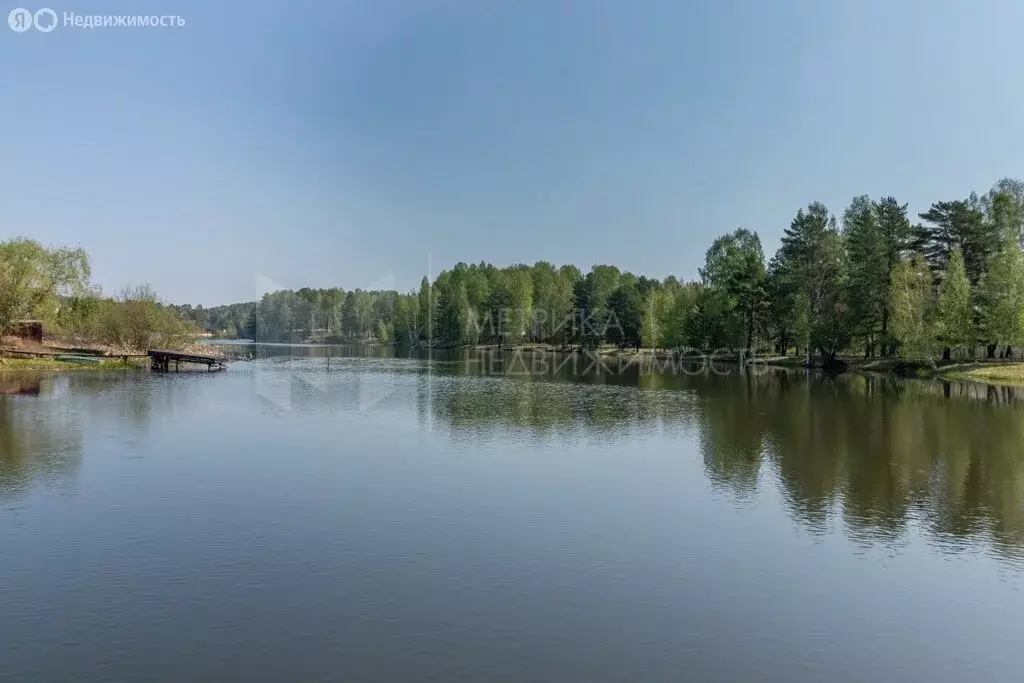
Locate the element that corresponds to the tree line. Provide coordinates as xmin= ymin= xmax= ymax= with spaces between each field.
xmin=193 ymin=178 xmax=1024 ymax=365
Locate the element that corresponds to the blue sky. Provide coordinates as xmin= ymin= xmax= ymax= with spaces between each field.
xmin=2 ymin=0 xmax=1023 ymax=306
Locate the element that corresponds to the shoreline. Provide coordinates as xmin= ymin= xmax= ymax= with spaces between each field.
xmin=0 ymin=357 xmax=148 ymax=372
xmin=459 ymin=346 xmax=1024 ymax=389
xmin=10 ymin=339 xmax=1024 ymax=389
xmin=1 ymin=338 xmax=220 ymax=373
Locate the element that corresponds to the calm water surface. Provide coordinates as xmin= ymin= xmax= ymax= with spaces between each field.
xmin=2 ymin=345 xmax=1024 ymax=682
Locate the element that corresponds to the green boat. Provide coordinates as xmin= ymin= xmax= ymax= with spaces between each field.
xmin=55 ymin=355 xmax=103 ymax=366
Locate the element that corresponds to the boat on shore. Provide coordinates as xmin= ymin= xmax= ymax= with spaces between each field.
xmin=55 ymin=355 xmax=104 ymax=366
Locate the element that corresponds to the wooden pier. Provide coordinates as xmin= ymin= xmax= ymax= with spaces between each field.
xmin=148 ymin=349 xmax=226 ymax=373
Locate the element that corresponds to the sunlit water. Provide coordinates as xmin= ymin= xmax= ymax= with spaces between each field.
xmin=2 ymin=345 xmax=1023 ymax=682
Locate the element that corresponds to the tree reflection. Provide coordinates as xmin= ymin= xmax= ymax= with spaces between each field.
xmin=415 ymin=354 xmax=1024 ymax=558
xmin=0 ymin=376 xmax=83 ymax=501
xmin=0 ymin=372 xmax=157 ymax=501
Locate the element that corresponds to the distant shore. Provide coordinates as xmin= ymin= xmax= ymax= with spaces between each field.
xmin=13 ymin=334 xmax=1019 ymax=389
xmin=448 ymin=344 xmax=1024 ymax=388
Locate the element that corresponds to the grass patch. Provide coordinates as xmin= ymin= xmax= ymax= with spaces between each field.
xmin=0 ymin=357 xmax=145 ymax=371
xmin=753 ymin=355 xmax=808 ymax=368
xmin=939 ymin=362 xmax=1024 ymax=387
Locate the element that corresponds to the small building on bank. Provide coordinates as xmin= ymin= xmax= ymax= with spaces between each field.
xmin=12 ymin=320 xmax=44 ymax=343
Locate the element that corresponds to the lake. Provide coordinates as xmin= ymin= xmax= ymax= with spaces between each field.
xmin=2 ymin=345 xmax=1023 ymax=682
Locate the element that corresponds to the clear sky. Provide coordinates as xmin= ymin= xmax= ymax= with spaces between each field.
xmin=3 ymin=0 xmax=1023 ymax=306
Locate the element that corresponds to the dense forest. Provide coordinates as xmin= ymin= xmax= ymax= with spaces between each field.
xmin=186 ymin=178 xmax=1024 ymax=366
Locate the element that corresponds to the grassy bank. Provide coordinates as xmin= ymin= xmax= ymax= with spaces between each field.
xmin=0 ymin=357 xmax=146 ymax=371
xmin=761 ymin=356 xmax=1024 ymax=388
xmin=590 ymin=347 xmax=1024 ymax=388
xmin=755 ymin=355 xmax=1024 ymax=387
xmin=0 ymin=333 xmax=222 ymax=374
xmin=937 ymin=363 xmax=1024 ymax=386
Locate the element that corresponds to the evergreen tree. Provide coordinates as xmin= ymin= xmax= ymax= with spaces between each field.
xmin=843 ymin=196 xmax=912 ymax=356
xmin=914 ymin=199 xmax=991 ymax=286
xmin=417 ymin=277 xmax=434 ymax=342
xmin=777 ymin=202 xmax=850 ymax=365
xmin=764 ymin=252 xmax=795 ymax=355
xmin=607 ymin=283 xmax=643 ymax=349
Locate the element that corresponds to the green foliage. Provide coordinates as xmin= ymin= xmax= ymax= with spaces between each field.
xmin=57 ymin=292 xmax=102 ymax=340
xmin=435 ymin=274 xmax=473 ymax=345
xmin=914 ymin=199 xmax=992 ymax=285
xmin=607 ymin=282 xmax=643 ymax=348
xmin=764 ymin=253 xmax=795 ymax=354
xmin=573 ymin=265 xmax=621 ymax=347
xmin=0 ymin=239 xmax=189 ymax=353
xmin=842 ymin=196 xmax=913 ymax=354
xmin=936 ymin=248 xmax=974 ymax=352
xmin=775 ymin=203 xmax=850 ymax=363
xmin=792 ymin=292 xmax=810 ymax=358
xmin=982 ymin=178 xmax=1024 ymax=246
xmin=640 ymin=290 xmax=665 ymax=349
xmin=12 ymin=176 xmax=1017 ymax=362
xmin=418 ymin=277 xmax=434 ymax=341
xmin=504 ymin=267 xmax=533 ymax=344
xmin=889 ymin=256 xmax=936 ymax=361
xmin=95 ymin=285 xmax=195 ymax=351
xmin=165 ymin=180 xmax=1023 ymax=361
xmin=700 ymin=228 xmax=766 ymax=351
xmin=394 ymin=293 xmax=420 ymax=344
xmin=0 ymin=238 xmax=90 ymax=334
xmin=685 ymin=285 xmax=732 ymax=351
xmin=979 ymin=236 xmax=1024 ymax=348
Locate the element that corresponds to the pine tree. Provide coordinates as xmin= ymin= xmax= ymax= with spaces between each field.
xmin=914 ymin=199 xmax=991 ymax=286
xmin=778 ymin=203 xmax=849 ymax=365
xmin=843 ymin=196 xmax=884 ymax=355
xmin=872 ymin=197 xmax=913 ymax=353
xmin=417 ymin=277 xmax=434 ymax=342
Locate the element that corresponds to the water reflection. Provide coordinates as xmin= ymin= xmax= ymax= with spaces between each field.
xmin=219 ymin=343 xmax=1024 ymax=559
xmin=0 ymin=371 xmax=163 ymax=501
xmin=395 ymin=354 xmax=1024 ymax=561
xmin=0 ymin=374 xmax=83 ymax=501
xmin=0 ymin=372 xmax=42 ymax=397
xmin=5 ymin=348 xmax=1024 ymax=562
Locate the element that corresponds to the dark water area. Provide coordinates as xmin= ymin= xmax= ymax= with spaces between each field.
xmin=2 ymin=344 xmax=1023 ymax=682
